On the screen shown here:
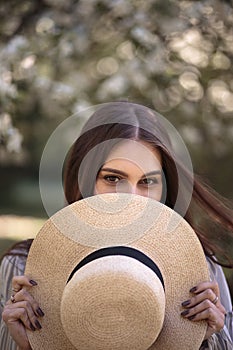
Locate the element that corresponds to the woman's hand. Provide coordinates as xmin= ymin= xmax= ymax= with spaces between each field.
xmin=2 ymin=275 xmax=44 ymax=350
xmin=181 ymin=280 xmax=226 ymax=340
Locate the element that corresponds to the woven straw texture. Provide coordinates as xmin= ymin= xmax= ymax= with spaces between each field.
xmin=61 ymin=255 xmax=165 ymax=349
xmin=25 ymin=193 xmax=209 ymax=350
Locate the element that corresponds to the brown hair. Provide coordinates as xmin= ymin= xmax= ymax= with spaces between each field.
xmin=64 ymin=102 xmax=233 ymax=267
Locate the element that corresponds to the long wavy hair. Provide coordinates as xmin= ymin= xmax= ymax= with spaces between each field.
xmin=64 ymin=102 xmax=233 ymax=267
xmin=3 ymin=102 xmax=233 ymax=267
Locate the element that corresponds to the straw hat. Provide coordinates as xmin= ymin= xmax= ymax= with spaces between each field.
xmin=25 ymin=193 xmax=209 ymax=350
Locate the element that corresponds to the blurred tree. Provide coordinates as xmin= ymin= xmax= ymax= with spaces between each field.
xmin=0 ymin=0 xmax=232 ymax=211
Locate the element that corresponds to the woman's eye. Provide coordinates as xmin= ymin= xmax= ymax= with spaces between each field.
xmin=104 ymin=175 xmax=121 ymax=183
xmin=140 ymin=178 xmax=158 ymax=185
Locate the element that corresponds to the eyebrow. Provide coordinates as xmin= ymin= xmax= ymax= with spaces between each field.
xmin=100 ymin=167 xmax=162 ymax=178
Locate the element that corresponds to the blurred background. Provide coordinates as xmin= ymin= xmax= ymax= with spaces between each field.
xmin=0 ymin=0 xmax=232 ymax=293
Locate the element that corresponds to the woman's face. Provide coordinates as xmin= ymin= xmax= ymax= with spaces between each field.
xmin=95 ymin=140 xmax=163 ymax=201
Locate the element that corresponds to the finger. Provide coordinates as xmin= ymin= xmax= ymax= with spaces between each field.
xmin=182 ymin=288 xmax=217 ymax=308
xmin=3 ymin=302 xmax=42 ymax=331
xmin=186 ymin=283 xmax=226 ymax=314
xmin=184 ymin=295 xmax=226 ymax=315
xmin=190 ymin=280 xmax=220 ymax=297
xmin=13 ymin=289 xmax=45 ymax=318
xmin=3 ymin=311 xmax=33 ymax=350
xmin=186 ymin=308 xmax=224 ymax=332
xmin=181 ymin=298 xmax=218 ymax=318
xmin=181 ymin=296 xmax=226 ymax=319
xmin=12 ymin=276 xmax=37 ymax=291
xmin=181 ymin=298 xmax=225 ymax=332
xmin=218 ymin=303 xmax=226 ymax=314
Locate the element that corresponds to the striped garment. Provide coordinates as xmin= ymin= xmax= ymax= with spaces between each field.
xmin=0 ymin=247 xmax=28 ymax=350
xmin=0 ymin=249 xmax=232 ymax=349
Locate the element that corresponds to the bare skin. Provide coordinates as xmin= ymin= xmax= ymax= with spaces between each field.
xmin=181 ymin=280 xmax=226 ymax=339
xmin=95 ymin=140 xmax=163 ymax=201
xmin=2 ymin=276 xmax=41 ymax=350
xmin=2 ymin=140 xmax=226 ymax=348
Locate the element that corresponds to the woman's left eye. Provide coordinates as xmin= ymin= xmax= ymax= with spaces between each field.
xmin=140 ymin=178 xmax=158 ymax=185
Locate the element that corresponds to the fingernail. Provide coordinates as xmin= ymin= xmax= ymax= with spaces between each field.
xmin=189 ymin=286 xmax=197 ymax=293
xmin=30 ymin=323 xmax=36 ymax=331
xmin=181 ymin=310 xmax=190 ymax=317
xmin=29 ymin=280 xmax=37 ymax=286
xmin=35 ymin=320 xmax=42 ymax=329
xmin=188 ymin=315 xmax=196 ymax=320
xmin=37 ymin=307 xmax=45 ymax=317
xmin=181 ymin=299 xmax=191 ymax=307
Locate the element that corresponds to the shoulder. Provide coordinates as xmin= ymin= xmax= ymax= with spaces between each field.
xmin=0 ymin=254 xmax=27 ymax=279
xmin=0 ymin=240 xmax=32 ymax=278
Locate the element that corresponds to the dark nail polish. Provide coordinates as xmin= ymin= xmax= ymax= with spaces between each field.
xmin=189 ymin=286 xmax=197 ymax=293
xmin=188 ymin=315 xmax=196 ymax=320
xmin=37 ymin=307 xmax=45 ymax=317
xmin=181 ymin=299 xmax=191 ymax=307
xmin=181 ymin=310 xmax=190 ymax=316
xmin=30 ymin=323 xmax=36 ymax=331
xmin=29 ymin=280 xmax=37 ymax=286
xmin=35 ymin=320 xmax=42 ymax=329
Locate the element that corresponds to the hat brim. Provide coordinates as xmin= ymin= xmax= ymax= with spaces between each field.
xmin=25 ymin=193 xmax=209 ymax=350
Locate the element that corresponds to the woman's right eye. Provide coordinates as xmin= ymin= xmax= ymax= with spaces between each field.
xmin=104 ymin=175 xmax=121 ymax=183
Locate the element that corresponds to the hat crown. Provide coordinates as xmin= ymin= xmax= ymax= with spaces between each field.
xmin=61 ymin=255 xmax=165 ymax=350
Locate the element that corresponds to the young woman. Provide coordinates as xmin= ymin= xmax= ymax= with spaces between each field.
xmin=1 ymin=102 xmax=233 ymax=350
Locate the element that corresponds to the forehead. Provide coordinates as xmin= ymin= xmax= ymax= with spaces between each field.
xmin=105 ymin=140 xmax=162 ymax=170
